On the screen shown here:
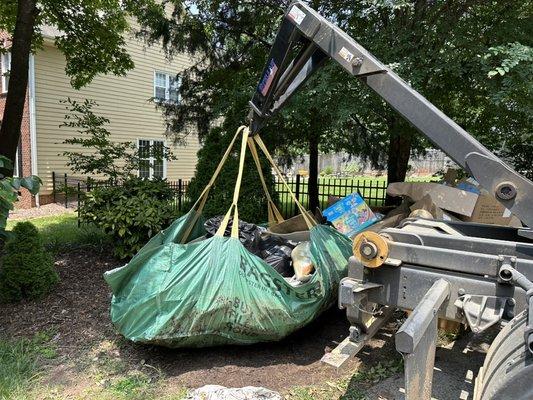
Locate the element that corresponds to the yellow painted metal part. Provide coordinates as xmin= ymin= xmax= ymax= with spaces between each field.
xmin=352 ymin=231 xmax=389 ymax=268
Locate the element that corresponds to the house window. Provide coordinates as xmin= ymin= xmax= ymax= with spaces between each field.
xmin=153 ymin=71 xmax=180 ymax=103
xmin=138 ymin=139 xmax=166 ymax=179
xmin=1 ymin=51 xmax=11 ymax=93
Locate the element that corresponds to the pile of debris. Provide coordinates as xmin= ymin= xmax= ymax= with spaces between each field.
xmin=321 ymin=170 xmax=523 ymax=239
xmin=106 ymin=120 xmax=520 ymax=351
xmin=198 ymin=171 xmax=524 ymax=300
xmin=194 ymin=215 xmax=317 ymax=284
xmin=104 ymin=126 xmax=355 ymax=348
xmin=378 ymin=176 xmax=522 ymax=231
xmin=186 ymin=385 xmax=282 ymax=400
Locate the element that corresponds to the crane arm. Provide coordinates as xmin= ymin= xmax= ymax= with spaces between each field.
xmin=248 ymin=1 xmax=533 ymax=232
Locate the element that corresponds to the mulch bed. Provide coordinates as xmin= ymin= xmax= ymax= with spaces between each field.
xmin=0 ymin=248 xmax=398 ymax=391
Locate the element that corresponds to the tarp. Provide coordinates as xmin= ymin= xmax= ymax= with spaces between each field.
xmin=103 ymin=127 xmax=353 ymax=347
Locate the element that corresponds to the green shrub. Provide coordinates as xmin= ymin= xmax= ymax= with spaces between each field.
xmin=0 ymin=222 xmax=59 ymax=302
xmin=187 ymin=127 xmax=275 ymax=224
xmin=342 ymin=162 xmax=361 ymax=176
xmin=319 ymin=165 xmax=334 ymax=176
xmin=79 ymin=177 xmax=175 ymax=259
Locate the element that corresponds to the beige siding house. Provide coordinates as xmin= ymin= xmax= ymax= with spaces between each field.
xmin=2 ymin=26 xmax=200 ymax=207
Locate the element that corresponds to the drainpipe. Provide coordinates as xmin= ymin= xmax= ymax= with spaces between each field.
xmin=28 ymin=54 xmax=39 ymax=207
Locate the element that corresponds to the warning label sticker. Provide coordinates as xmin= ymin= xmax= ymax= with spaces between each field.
xmin=288 ymin=5 xmax=306 ymax=25
xmin=338 ymin=47 xmax=354 ymax=63
xmin=258 ymin=59 xmax=278 ymax=96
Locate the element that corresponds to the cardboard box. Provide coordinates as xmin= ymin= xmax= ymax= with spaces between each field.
xmin=408 ymin=194 xmax=459 ymax=221
xmin=450 ymin=179 xmax=522 ymax=227
xmin=323 ymin=192 xmax=379 ymax=238
xmin=461 ymin=194 xmax=521 ymax=227
xmin=387 ymin=182 xmax=479 ymax=217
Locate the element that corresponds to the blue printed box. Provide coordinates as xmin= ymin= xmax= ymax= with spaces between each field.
xmin=322 ymin=192 xmax=378 ymax=238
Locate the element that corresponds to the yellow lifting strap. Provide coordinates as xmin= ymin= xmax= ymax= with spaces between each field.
xmin=181 ymin=125 xmax=315 ymax=243
xmin=192 ymin=125 xmax=246 ymax=214
xmin=215 ymin=127 xmax=250 ymax=238
xmin=247 ymin=137 xmax=285 ymax=226
xmin=180 ymin=126 xmax=245 ymax=243
xmin=253 ymin=135 xmax=316 ymax=230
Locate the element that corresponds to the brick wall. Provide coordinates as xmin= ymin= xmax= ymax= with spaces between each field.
xmin=1 ymin=32 xmax=34 ymax=208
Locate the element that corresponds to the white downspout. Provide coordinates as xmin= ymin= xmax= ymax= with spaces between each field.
xmin=28 ymin=54 xmax=39 ymax=207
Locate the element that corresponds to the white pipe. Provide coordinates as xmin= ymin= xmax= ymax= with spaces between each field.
xmin=28 ymin=54 xmax=39 ymax=207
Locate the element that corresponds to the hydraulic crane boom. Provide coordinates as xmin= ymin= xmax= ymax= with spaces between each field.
xmin=249 ymin=1 xmax=533 ymax=231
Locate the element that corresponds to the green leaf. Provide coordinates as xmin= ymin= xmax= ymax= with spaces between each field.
xmin=19 ymin=176 xmax=42 ymax=195
xmin=11 ymin=178 xmax=22 ymax=190
xmin=0 ymin=155 xmax=13 ymax=171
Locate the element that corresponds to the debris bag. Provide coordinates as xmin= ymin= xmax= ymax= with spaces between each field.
xmin=104 ymin=210 xmax=352 ymax=347
xmin=103 ymin=126 xmax=353 ymax=347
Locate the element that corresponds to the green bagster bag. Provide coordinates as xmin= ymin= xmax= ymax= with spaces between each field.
xmin=103 ymin=127 xmax=353 ymax=347
xmin=104 ymin=210 xmax=352 ymax=347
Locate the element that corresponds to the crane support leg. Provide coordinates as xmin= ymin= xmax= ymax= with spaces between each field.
xmin=395 ymin=279 xmax=450 ymax=400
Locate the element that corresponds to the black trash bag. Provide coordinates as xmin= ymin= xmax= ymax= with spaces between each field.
xmin=262 ymin=245 xmax=294 ymax=276
xmin=259 ymin=235 xmax=297 ymax=277
xmin=204 ymin=216 xmax=264 ymax=255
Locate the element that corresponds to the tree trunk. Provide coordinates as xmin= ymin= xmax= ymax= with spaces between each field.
xmin=0 ymin=0 xmax=37 ymax=178
xmin=308 ymin=131 xmax=319 ymax=212
xmin=386 ymin=125 xmax=412 ymax=205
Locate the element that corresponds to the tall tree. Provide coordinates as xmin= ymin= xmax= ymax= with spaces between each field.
xmin=155 ymin=0 xmax=531 ymax=209
xmin=0 ymin=0 xmax=166 ymax=177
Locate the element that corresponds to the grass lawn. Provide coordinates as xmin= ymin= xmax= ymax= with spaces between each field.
xmin=6 ymin=214 xmax=111 ymax=254
xmin=0 ymin=328 xmax=401 ymax=400
xmin=0 ymin=334 xmax=188 ymax=400
xmin=0 ymin=332 xmax=58 ymax=400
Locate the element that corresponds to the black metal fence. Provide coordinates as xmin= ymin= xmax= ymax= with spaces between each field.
xmin=53 ymin=172 xmax=388 ymax=221
xmin=51 ymin=172 xmax=87 ymax=209
xmin=51 ymin=172 xmax=191 ymax=217
xmin=274 ymin=175 xmax=388 ymax=217
xmin=167 ymin=179 xmax=191 ymax=213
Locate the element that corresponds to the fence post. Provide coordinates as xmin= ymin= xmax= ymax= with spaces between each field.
xmin=178 ymin=179 xmax=183 ymax=212
xmin=294 ymin=174 xmax=301 ymax=217
xmin=77 ymin=182 xmax=81 ymax=227
xmin=52 ymin=172 xmax=56 ymax=203
xmin=64 ymin=173 xmax=68 ymax=208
